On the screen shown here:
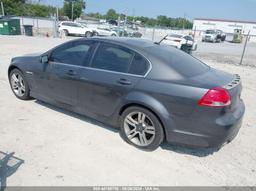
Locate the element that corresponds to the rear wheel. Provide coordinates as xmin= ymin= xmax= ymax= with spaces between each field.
xmin=119 ymin=106 xmax=164 ymax=151
xmin=93 ymin=32 xmax=99 ymax=36
xmin=9 ymin=69 xmax=31 ymax=100
xmin=85 ymin=31 xmax=92 ymax=38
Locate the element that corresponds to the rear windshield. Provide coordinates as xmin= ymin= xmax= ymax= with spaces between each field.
xmin=146 ymin=45 xmax=210 ymax=77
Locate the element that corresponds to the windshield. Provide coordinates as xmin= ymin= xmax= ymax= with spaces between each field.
xmin=206 ymin=30 xmax=215 ymax=34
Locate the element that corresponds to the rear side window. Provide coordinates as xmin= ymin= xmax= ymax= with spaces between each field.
xmin=146 ymin=45 xmax=209 ymax=77
xmin=50 ymin=41 xmax=96 ymax=66
xmin=91 ymin=43 xmax=133 ymax=73
xmin=128 ymin=53 xmax=149 ymax=76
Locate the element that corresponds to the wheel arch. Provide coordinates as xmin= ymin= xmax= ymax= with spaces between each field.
xmin=119 ymin=103 xmax=168 ymax=141
xmin=8 ymin=65 xmax=22 ymax=76
xmin=118 ymin=93 xmax=172 ymax=141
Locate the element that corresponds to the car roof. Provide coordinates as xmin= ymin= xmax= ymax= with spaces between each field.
xmin=90 ymin=37 xmax=156 ymax=49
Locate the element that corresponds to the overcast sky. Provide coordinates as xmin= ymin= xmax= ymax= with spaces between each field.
xmin=41 ymin=0 xmax=256 ymax=21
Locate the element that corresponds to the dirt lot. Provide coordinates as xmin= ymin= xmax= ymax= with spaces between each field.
xmin=0 ymin=35 xmax=256 ymax=186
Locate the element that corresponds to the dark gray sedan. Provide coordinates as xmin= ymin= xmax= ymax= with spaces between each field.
xmin=8 ymin=37 xmax=245 ymax=151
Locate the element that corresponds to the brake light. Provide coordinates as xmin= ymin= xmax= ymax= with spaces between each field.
xmin=198 ymin=87 xmax=231 ymax=107
xmin=174 ymin=40 xmax=181 ymax=42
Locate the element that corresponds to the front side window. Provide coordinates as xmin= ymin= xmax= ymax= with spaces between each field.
xmin=50 ymin=41 xmax=96 ymax=66
xmin=91 ymin=43 xmax=134 ymax=73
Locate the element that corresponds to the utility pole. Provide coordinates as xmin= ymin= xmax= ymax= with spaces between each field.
xmin=183 ymin=13 xmax=186 ymax=31
xmin=1 ymin=1 xmax=5 ymax=16
xmin=71 ymin=1 xmax=74 ymax=21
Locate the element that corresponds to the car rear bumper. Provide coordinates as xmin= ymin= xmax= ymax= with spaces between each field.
xmin=165 ymin=100 xmax=245 ymax=148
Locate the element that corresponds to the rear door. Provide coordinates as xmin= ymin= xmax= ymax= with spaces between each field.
xmin=78 ymin=42 xmax=150 ymax=117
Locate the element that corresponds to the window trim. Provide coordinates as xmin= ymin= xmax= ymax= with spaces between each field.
xmin=47 ymin=39 xmax=152 ymax=78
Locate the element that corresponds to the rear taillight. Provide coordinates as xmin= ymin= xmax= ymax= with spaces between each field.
xmin=198 ymin=87 xmax=231 ymax=107
xmin=174 ymin=40 xmax=181 ymax=42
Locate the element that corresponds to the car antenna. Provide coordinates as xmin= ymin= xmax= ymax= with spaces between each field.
xmin=154 ymin=34 xmax=168 ymax=45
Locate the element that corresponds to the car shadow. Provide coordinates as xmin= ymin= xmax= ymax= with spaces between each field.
xmin=160 ymin=143 xmax=218 ymax=157
xmin=35 ymin=100 xmax=119 ymax=134
xmin=35 ymin=100 xmax=217 ymax=157
xmin=0 ymin=151 xmax=24 ymax=191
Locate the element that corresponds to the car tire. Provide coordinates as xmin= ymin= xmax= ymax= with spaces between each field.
xmin=63 ymin=29 xmax=69 ymax=36
xmin=9 ymin=69 xmax=32 ymax=100
xmin=111 ymin=34 xmax=117 ymax=37
xmin=93 ymin=32 xmax=99 ymax=36
xmin=119 ymin=106 xmax=164 ymax=151
xmin=85 ymin=31 xmax=92 ymax=38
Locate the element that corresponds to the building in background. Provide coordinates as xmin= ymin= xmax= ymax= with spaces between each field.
xmin=193 ymin=18 xmax=256 ymax=36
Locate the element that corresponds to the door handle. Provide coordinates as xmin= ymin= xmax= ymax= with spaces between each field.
xmin=66 ymin=70 xmax=76 ymax=76
xmin=117 ymin=78 xmax=132 ymax=86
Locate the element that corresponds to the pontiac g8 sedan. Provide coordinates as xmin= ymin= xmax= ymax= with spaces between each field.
xmin=8 ymin=37 xmax=245 ymax=151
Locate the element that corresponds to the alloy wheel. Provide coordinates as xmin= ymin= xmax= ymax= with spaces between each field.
xmin=11 ymin=72 xmax=26 ymax=97
xmin=124 ymin=111 xmax=156 ymax=147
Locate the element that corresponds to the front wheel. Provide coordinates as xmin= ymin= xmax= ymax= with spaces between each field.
xmin=119 ymin=106 xmax=164 ymax=151
xmin=9 ymin=69 xmax=31 ymax=100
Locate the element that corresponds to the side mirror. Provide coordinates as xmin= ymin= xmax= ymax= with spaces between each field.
xmin=41 ymin=55 xmax=49 ymax=63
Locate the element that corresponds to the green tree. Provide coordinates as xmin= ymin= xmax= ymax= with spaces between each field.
xmin=157 ymin=15 xmax=170 ymax=27
xmin=1 ymin=0 xmax=55 ymax=17
xmin=105 ymin=9 xmax=118 ymax=20
xmin=63 ymin=0 xmax=86 ymax=20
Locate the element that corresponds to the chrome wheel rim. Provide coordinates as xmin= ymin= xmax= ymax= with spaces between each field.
xmin=124 ymin=111 xmax=156 ymax=147
xmin=11 ymin=73 xmax=25 ymax=97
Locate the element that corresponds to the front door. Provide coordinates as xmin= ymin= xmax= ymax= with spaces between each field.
xmin=35 ymin=40 xmax=97 ymax=107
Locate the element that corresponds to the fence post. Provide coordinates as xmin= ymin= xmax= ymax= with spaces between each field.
xmin=0 ymin=1 xmax=4 ymax=16
xmin=152 ymin=27 xmax=155 ymax=41
xmin=240 ymin=30 xmax=250 ymax=65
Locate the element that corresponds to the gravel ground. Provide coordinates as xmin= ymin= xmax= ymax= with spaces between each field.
xmin=194 ymin=41 xmax=256 ymax=67
xmin=0 ymin=35 xmax=256 ymax=186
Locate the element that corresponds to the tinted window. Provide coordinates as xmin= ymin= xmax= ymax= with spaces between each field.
xmin=129 ymin=53 xmax=149 ymax=75
xmin=61 ymin=22 xmax=69 ymax=26
xmin=184 ymin=36 xmax=193 ymax=41
xmin=206 ymin=30 xmax=215 ymax=34
xmin=146 ymin=45 xmax=209 ymax=77
xmin=91 ymin=43 xmax=133 ymax=73
xmin=50 ymin=41 xmax=95 ymax=66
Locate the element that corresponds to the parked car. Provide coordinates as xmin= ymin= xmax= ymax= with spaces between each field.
xmin=217 ymin=30 xmax=227 ymax=41
xmin=93 ymin=27 xmax=117 ymax=37
xmin=8 ymin=37 xmax=245 ymax=151
xmin=162 ymin=34 xmax=197 ymax=54
xmin=58 ymin=21 xmax=93 ymax=37
xmin=126 ymin=29 xmax=143 ymax=38
xmin=202 ymin=29 xmax=222 ymax=43
xmin=111 ymin=27 xmax=142 ymax=38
